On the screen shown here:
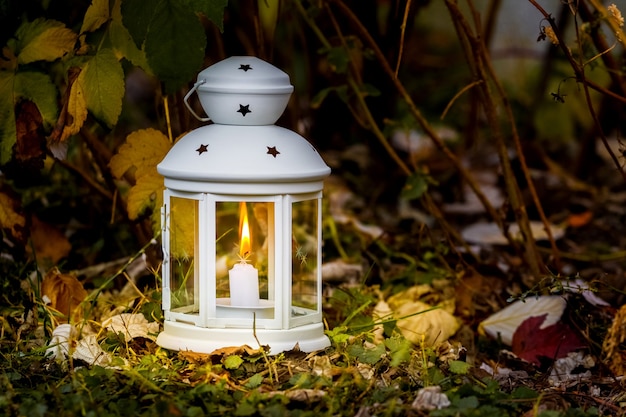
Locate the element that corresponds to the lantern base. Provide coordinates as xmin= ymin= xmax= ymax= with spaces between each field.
xmin=156 ymin=320 xmax=330 ymax=354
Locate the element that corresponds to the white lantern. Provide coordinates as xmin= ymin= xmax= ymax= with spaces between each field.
xmin=156 ymin=57 xmax=331 ymax=354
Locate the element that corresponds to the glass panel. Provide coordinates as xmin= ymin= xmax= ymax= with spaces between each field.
xmin=291 ymin=199 xmax=318 ymax=315
xmin=216 ymin=201 xmax=273 ymax=312
xmin=169 ymin=197 xmax=198 ymax=313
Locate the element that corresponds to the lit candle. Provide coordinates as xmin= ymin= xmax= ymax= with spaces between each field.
xmin=229 ymin=203 xmax=259 ymax=306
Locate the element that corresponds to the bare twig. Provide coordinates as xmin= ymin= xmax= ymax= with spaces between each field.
xmin=394 ymin=0 xmax=412 ymax=78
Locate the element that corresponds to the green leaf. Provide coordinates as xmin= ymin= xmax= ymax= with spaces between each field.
xmin=109 ymin=0 xmax=149 ymax=70
xmin=311 ymin=87 xmax=333 ymax=109
xmin=234 ymin=401 xmax=257 ymax=416
xmin=224 ymin=355 xmax=244 ymax=370
xmin=244 ymin=373 xmax=264 ymax=389
xmin=81 ymin=0 xmax=110 ymax=34
xmin=451 ymin=395 xmax=479 ymax=410
xmin=325 ymin=46 xmax=350 ymax=74
xmin=15 ymin=71 xmax=58 ymax=127
xmin=401 ymin=172 xmax=429 ymax=200
xmin=187 ymin=0 xmax=228 ymax=32
xmin=121 ymin=0 xmax=157 ymax=48
xmin=360 ymin=83 xmax=381 ymax=98
xmin=0 ymin=72 xmax=17 ymax=164
xmin=11 ymin=18 xmax=77 ymax=64
xmin=511 ymin=385 xmax=538 ymax=400
xmin=448 ymin=360 xmax=471 ymax=375
xmin=347 ymin=342 xmax=386 ymax=365
xmin=384 ymin=336 xmax=411 ymax=367
xmin=325 ymin=326 xmax=351 ymax=345
xmin=143 ymin=0 xmax=206 ymax=93
xmin=79 ymin=48 xmax=124 ymax=127
xmin=121 ymin=0 xmax=206 ymax=92
xmin=0 ymin=70 xmax=58 ymax=164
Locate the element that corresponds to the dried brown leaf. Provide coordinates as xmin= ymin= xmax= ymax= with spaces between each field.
xmin=27 ymin=215 xmax=71 ymax=265
xmin=41 ymin=268 xmax=88 ymax=322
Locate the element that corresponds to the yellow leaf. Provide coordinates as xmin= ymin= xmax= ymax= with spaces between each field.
xmin=80 ymin=0 xmax=110 ymax=34
xmin=110 ymin=128 xmax=170 ymax=178
xmin=110 ymin=128 xmax=171 ymax=220
xmin=17 ymin=20 xmax=77 ymax=64
xmin=127 ymin=166 xmax=163 ymax=220
xmin=0 ymin=191 xmax=26 ymax=241
xmin=394 ymin=300 xmax=459 ymax=347
xmin=60 ymin=77 xmax=88 ymax=141
xmin=387 ymin=286 xmax=459 ymax=347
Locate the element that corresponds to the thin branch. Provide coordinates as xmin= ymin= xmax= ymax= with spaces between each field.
xmin=53 ymin=157 xmax=113 ymax=201
xmin=440 ymin=80 xmax=483 ymax=120
xmin=394 ymin=0 xmax=412 ymax=78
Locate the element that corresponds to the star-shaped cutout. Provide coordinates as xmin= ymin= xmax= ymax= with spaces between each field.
xmin=267 ymin=146 xmax=280 ymax=158
xmin=196 ymin=144 xmax=208 ymax=154
xmin=237 ymin=104 xmax=251 ymax=116
xmin=238 ymin=64 xmax=252 ymax=72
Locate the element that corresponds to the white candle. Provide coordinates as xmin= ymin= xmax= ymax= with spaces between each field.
xmin=229 ymin=262 xmax=259 ymax=306
xmin=229 ymin=202 xmax=259 ymax=306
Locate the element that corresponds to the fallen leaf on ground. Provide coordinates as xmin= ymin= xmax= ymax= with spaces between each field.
xmin=461 ymin=221 xmax=565 ymax=245
xmin=479 ymin=296 xmax=566 ymax=346
xmin=321 ymin=259 xmax=363 ymax=283
xmin=560 ymin=278 xmax=609 ymax=307
xmin=411 ymin=386 xmax=451 ymax=411
xmin=72 ymin=334 xmax=111 ymax=366
xmin=548 ymin=352 xmax=595 ymax=387
xmin=45 ymin=323 xmax=76 ymax=360
xmin=393 ymin=300 xmax=459 ymax=346
xmin=41 ymin=268 xmax=88 ymax=322
xmin=511 ymin=314 xmax=584 ymax=366
xmin=102 ymin=313 xmax=160 ymax=341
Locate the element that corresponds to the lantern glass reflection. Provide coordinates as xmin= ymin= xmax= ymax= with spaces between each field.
xmin=291 ymin=198 xmax=321 ymax=324
xmin=169 ymin=196 xmax=198 ymax=314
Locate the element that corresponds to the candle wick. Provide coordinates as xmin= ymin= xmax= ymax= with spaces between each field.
xmin=237 ymin=250 xmax=251 ymax=264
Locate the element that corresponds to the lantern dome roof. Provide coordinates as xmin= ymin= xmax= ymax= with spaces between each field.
xmin=197 ymin=56 xmax=293 ymax=95
xmin=157 ymin=124 xmax=330 ymax=194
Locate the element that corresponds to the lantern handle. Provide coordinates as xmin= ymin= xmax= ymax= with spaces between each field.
xmin=183 ymin=80 xmax=211 ymax=122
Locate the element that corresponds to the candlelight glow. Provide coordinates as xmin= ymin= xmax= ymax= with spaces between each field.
xmin=239 ymin=202 xmax=251 ymax=258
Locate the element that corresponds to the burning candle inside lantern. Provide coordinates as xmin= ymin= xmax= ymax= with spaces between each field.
xmin=228 ymin=203 xmax=260 ymax=306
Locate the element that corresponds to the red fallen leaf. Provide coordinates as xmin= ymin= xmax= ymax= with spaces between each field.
xmin=511 ymin=314 xmax=585 ymax=366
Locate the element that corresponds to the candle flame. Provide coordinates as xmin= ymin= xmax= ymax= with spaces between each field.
xmin=239 ymin=202 xmax=251 ymax=258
